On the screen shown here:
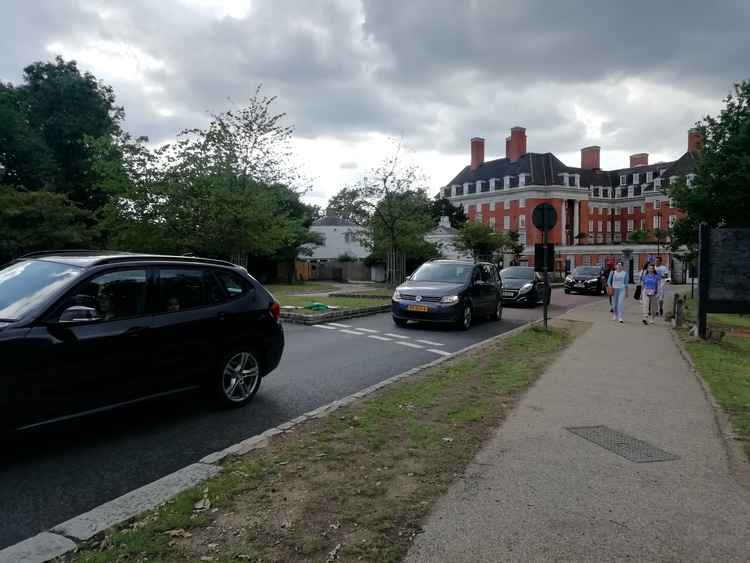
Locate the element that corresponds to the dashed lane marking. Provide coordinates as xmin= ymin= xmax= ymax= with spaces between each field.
xmin=328 ymin=323 xmax=352 ymax=328
xmin=313 ymin=324 xmax=337 ymax=330
xmin=396 ymin=341 xmax=424 ymax=350
xmin=417 ymin=339 xmax=444 ymax=346
xmin=385 ymin=333 xmax=411 ymax=339
xmin=368 ymin=335 xmax=393 ymax=342
xmin=340 ymin=329 xmax=366 ymax=336
xmin=427 ymin=348 xmax=452 ymax=356
xmin=355 ymin=328 xmax=380 ymax=333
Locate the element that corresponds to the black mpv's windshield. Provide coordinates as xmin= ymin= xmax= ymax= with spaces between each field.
xmin=500 ymin=267 xmax=534 ymax=280
xmin=0 ymin=260 xmax=82 ymax=321
xmin=410 ymin=262 xmax=473 ymax=283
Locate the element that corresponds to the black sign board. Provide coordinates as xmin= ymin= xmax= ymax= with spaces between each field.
xmin=534 ymin=243 xmax=555 ymax=273
xmin=532 ymin=203 xmax=558 ymax=232
xmin=697 ymin=225 xmax=750 ymax=338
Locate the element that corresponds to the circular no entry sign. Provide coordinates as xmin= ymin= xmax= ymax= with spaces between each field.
xmin=532 ymin=203 xmax=558 ymax=232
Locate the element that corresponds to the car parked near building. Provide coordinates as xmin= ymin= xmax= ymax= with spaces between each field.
xmin=392 ymin=259 xmax=503 ymax=330
xmin=0 ymin=251 xmax=284 ymax=432
xmin=499 ymin=266 xmax=546 ymax=306
xmin=564 ymin=266 xmax=607 ymax=295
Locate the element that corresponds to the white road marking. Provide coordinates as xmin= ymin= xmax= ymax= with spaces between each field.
xmin=385 ymin=333 xmax=411 ymax=339
xmin=340 ymin=329 xmax=366 ymax=336
xmin=356 ymin=328 xmax=380 ymax=333
xmin=396 ymin=341 xmax=424 ymax=349
xmin=427 ymin=348 xmax=452 ymax=356
xmin=417 ymin=339 xmax=444 ymax=346
xmin=313 ymin=324 xmax=337 ymax=330
xmin=327 ymin=323 xmax=352 ymax=328
xmin=368 ymin=335 xmax=393 ymax=342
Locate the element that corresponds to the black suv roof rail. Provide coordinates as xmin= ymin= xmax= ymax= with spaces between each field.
xmin=93 ymin=255 xmax=238 ymax=268
xmin=20 ymin=249 xmax=105 ymax=258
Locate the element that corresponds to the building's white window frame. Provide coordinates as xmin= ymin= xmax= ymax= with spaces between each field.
xmin=686 ymin=173 xmax=696 ymax=187
xmin=504 ymin=175 xmax=511 ymax=188
xmin=655 ymin=200 xmax=661 ymax=209
xmin=619 ymin=174 xmax=626 ymax=186
xmin=503 ymin=215 xmax=510 ymax=230
xmin=489 ymin=217 xmax=496 ymax=229
xmin=669 ymin=176 xmax=678 ymax=185
xmin=654 ymin=177 xmax=662 ymax=188
xmin=504 ymin=199 xmax=510 ymax=210
xmin=489 ymin=178 xmax=497 ymax=191
xmin=598 ymin=220 xmax=603 ymax=232
xmin=588 ymin=219 xmax=594 ymax=233
xmin=669 ymin=215 xmax=677 ymax=228
xmin=653 ymin=215 xmax=661 ymax=229
xmin=519 ymin=214 xmax=526 ymax=229
xmin=606 ymin=221 xmax=611 ymax=233
xmin=633 ymin=172 xmax=639 ymax=185
xmin=627 ymin=219 xmax=634 ymax=232
xmin=574 ymin=174 xmax=581 ymax=188
xmin=519 ymin=230 xmax=527 ymax=245
xmin=646 ymin=171 xmax=653 ymax=182
xmin=519 ymin=198 xmax=526 ymax=208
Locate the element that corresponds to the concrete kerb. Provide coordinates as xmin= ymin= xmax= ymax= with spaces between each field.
xmin=0 ymin=317 xmax=543 ymax=563
xmin=669 ymin=327 xmax=750 ymax=491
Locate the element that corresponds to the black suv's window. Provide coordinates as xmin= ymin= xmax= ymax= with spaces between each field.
xmin=158 ymin=268 xmax=224 ymax=313
xmin=500 ymin=267 xmax=534 ymax=280
xmin=573 ymin=267 xmax=601 ymax=277
xmin=215 ymin=270 xmax=252 ymax=299
xmin=481 ymin=264 xmax=495 ymax=283
xmin=0 ymin=260 xmax=82 ymax=321
xmin=70 ymin=269 xmax=148 ymax=321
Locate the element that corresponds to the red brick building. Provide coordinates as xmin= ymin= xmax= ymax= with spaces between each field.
xmin=442 ymin=127 xmax=699 ymax=272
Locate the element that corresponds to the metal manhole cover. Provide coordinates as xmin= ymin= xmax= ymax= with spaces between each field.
xmin=566 ymin=425 xmax=679 ymax=463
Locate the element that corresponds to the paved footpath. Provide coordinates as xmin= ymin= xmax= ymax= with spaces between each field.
xmin=406 ymin=294 xmax=750 ymax=562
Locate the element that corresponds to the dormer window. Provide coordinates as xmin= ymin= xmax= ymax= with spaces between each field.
xmin=443 ymin=186 xmax=452 ymax=198
xmin=504 ymin=175 xmax=511 ymax=188
xmin=654 ymin=177 xmax=662 ymax=188
xmin=669 ymin=176 xmax=678 ymax=185
xmin=633 ymin=173 xmax=639 ymax=185
xmin=561 ymin=172 xmax=569 ymax=186
xmin=574 ymin=174 xmax=581 ymax=188
xmin=519 ymin=173 xmax=527 ymax=187
xmin=619 ymin=175 xmax=626 ymax=186
xmin=490 ymin=178 xmax=499 ymax=191
xmin=646 ymin=171 xmax=653 ymax=183
xmin=687 ymin=173 xmax=696 ymax=187
xmin=455 ymin=184 xmax=464 ymax=196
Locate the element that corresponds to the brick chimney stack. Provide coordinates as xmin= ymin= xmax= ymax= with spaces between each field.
xmin=505 ymin=136 xmax=511 ymax=159
xmin=508 ymin=127 xmax=526 ymax=162
xmin=630 ymin=153 xmax=649 ymax=167
xmin=470 ymin=137 xmax=485 ymax=170
xmin=688 ymin=128 xmax=702 ymax=153
xmin=580 ymin=146 xmax=601 ymax=170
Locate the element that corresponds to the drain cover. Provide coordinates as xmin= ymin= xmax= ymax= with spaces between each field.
xmin=567 ymin=425 xmax=679 ymax=463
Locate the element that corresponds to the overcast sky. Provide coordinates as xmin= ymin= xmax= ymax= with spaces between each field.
xmin=2 ymin=0 xmax=748 ymax=208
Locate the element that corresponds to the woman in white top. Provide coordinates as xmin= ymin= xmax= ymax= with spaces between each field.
xmin=607 ymin=261 xmax=629 ymax=323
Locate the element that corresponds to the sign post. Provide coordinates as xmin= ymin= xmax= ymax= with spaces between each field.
xmin=532 ymin=203 xmax=558 ymax=330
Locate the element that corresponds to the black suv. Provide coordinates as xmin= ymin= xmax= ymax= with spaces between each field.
xmin=499 ymin=266 xmax=546 ymax=306
xmin=392 ymin=260 xmax=503 ymax=330
xmin=0 ymin=252 xmax=284 ymax=432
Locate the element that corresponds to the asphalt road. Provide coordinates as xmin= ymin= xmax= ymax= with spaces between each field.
xmin=0 ymin=288 xmax=600 ymax=550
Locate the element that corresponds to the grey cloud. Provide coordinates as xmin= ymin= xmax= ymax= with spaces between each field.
xmin=1 ymin=0 xmax=748 ymax=179
xmin=340 ymin=161 xmax=358 ymax=169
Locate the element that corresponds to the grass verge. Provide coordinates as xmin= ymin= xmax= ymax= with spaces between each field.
xmin=61 ymin=320 xmax=587 ymax=563
xmin=280 ymin=295 xmax=390 ymax=314
xmin=680 ymin=297 xmax=750 ymax=459
xmin=264 ymin=282 xmax=339 ymax=296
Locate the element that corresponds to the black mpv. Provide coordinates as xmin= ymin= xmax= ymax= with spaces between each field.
xmin=0 ymin=252 xmax=284 ymax=432
xmin=392 ymin=260 xmax=503 ymax=330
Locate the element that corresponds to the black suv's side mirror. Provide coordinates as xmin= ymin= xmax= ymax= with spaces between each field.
xmin=58 ymin=305 xmax=101 ymax=324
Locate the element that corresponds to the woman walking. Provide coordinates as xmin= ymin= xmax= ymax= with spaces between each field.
xmin=640 ymin=262 xmax=660 ymax=324
xmin=607 ymin=261 xmax=629 ymax=322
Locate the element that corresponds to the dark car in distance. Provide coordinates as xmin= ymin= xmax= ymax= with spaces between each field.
xmin=564 ymin=266 xmax=608 ymax=295
xmin=499 ymin=266 xmax=546 ymax=306
xmin=392 ymin=260 xmax=503 ymax=330
xmin=0 ymin=251 xmax=284 ymax=433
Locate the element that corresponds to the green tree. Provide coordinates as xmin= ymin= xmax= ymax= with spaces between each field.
xmin=628 ymin=229 xmax=649 ymax=244
xmin=454 ymin=221 xmax=510 ymax=260
xmin=97 ymin=90 xmax=320 ymax=267
xmin=507 ymin=231 xmax=525 ymax=263
xmin=431 ymin=196 xmax=467 ymax=228
xmin=669 ymin=80 xmax=750 ymax=248
xmin=0 ymin=187 xmax=94 ymax=261
xmin=0 ymin=56 xmax=124 ymax=210
xmin=326 ymin=187 xmax=369 ymax=224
